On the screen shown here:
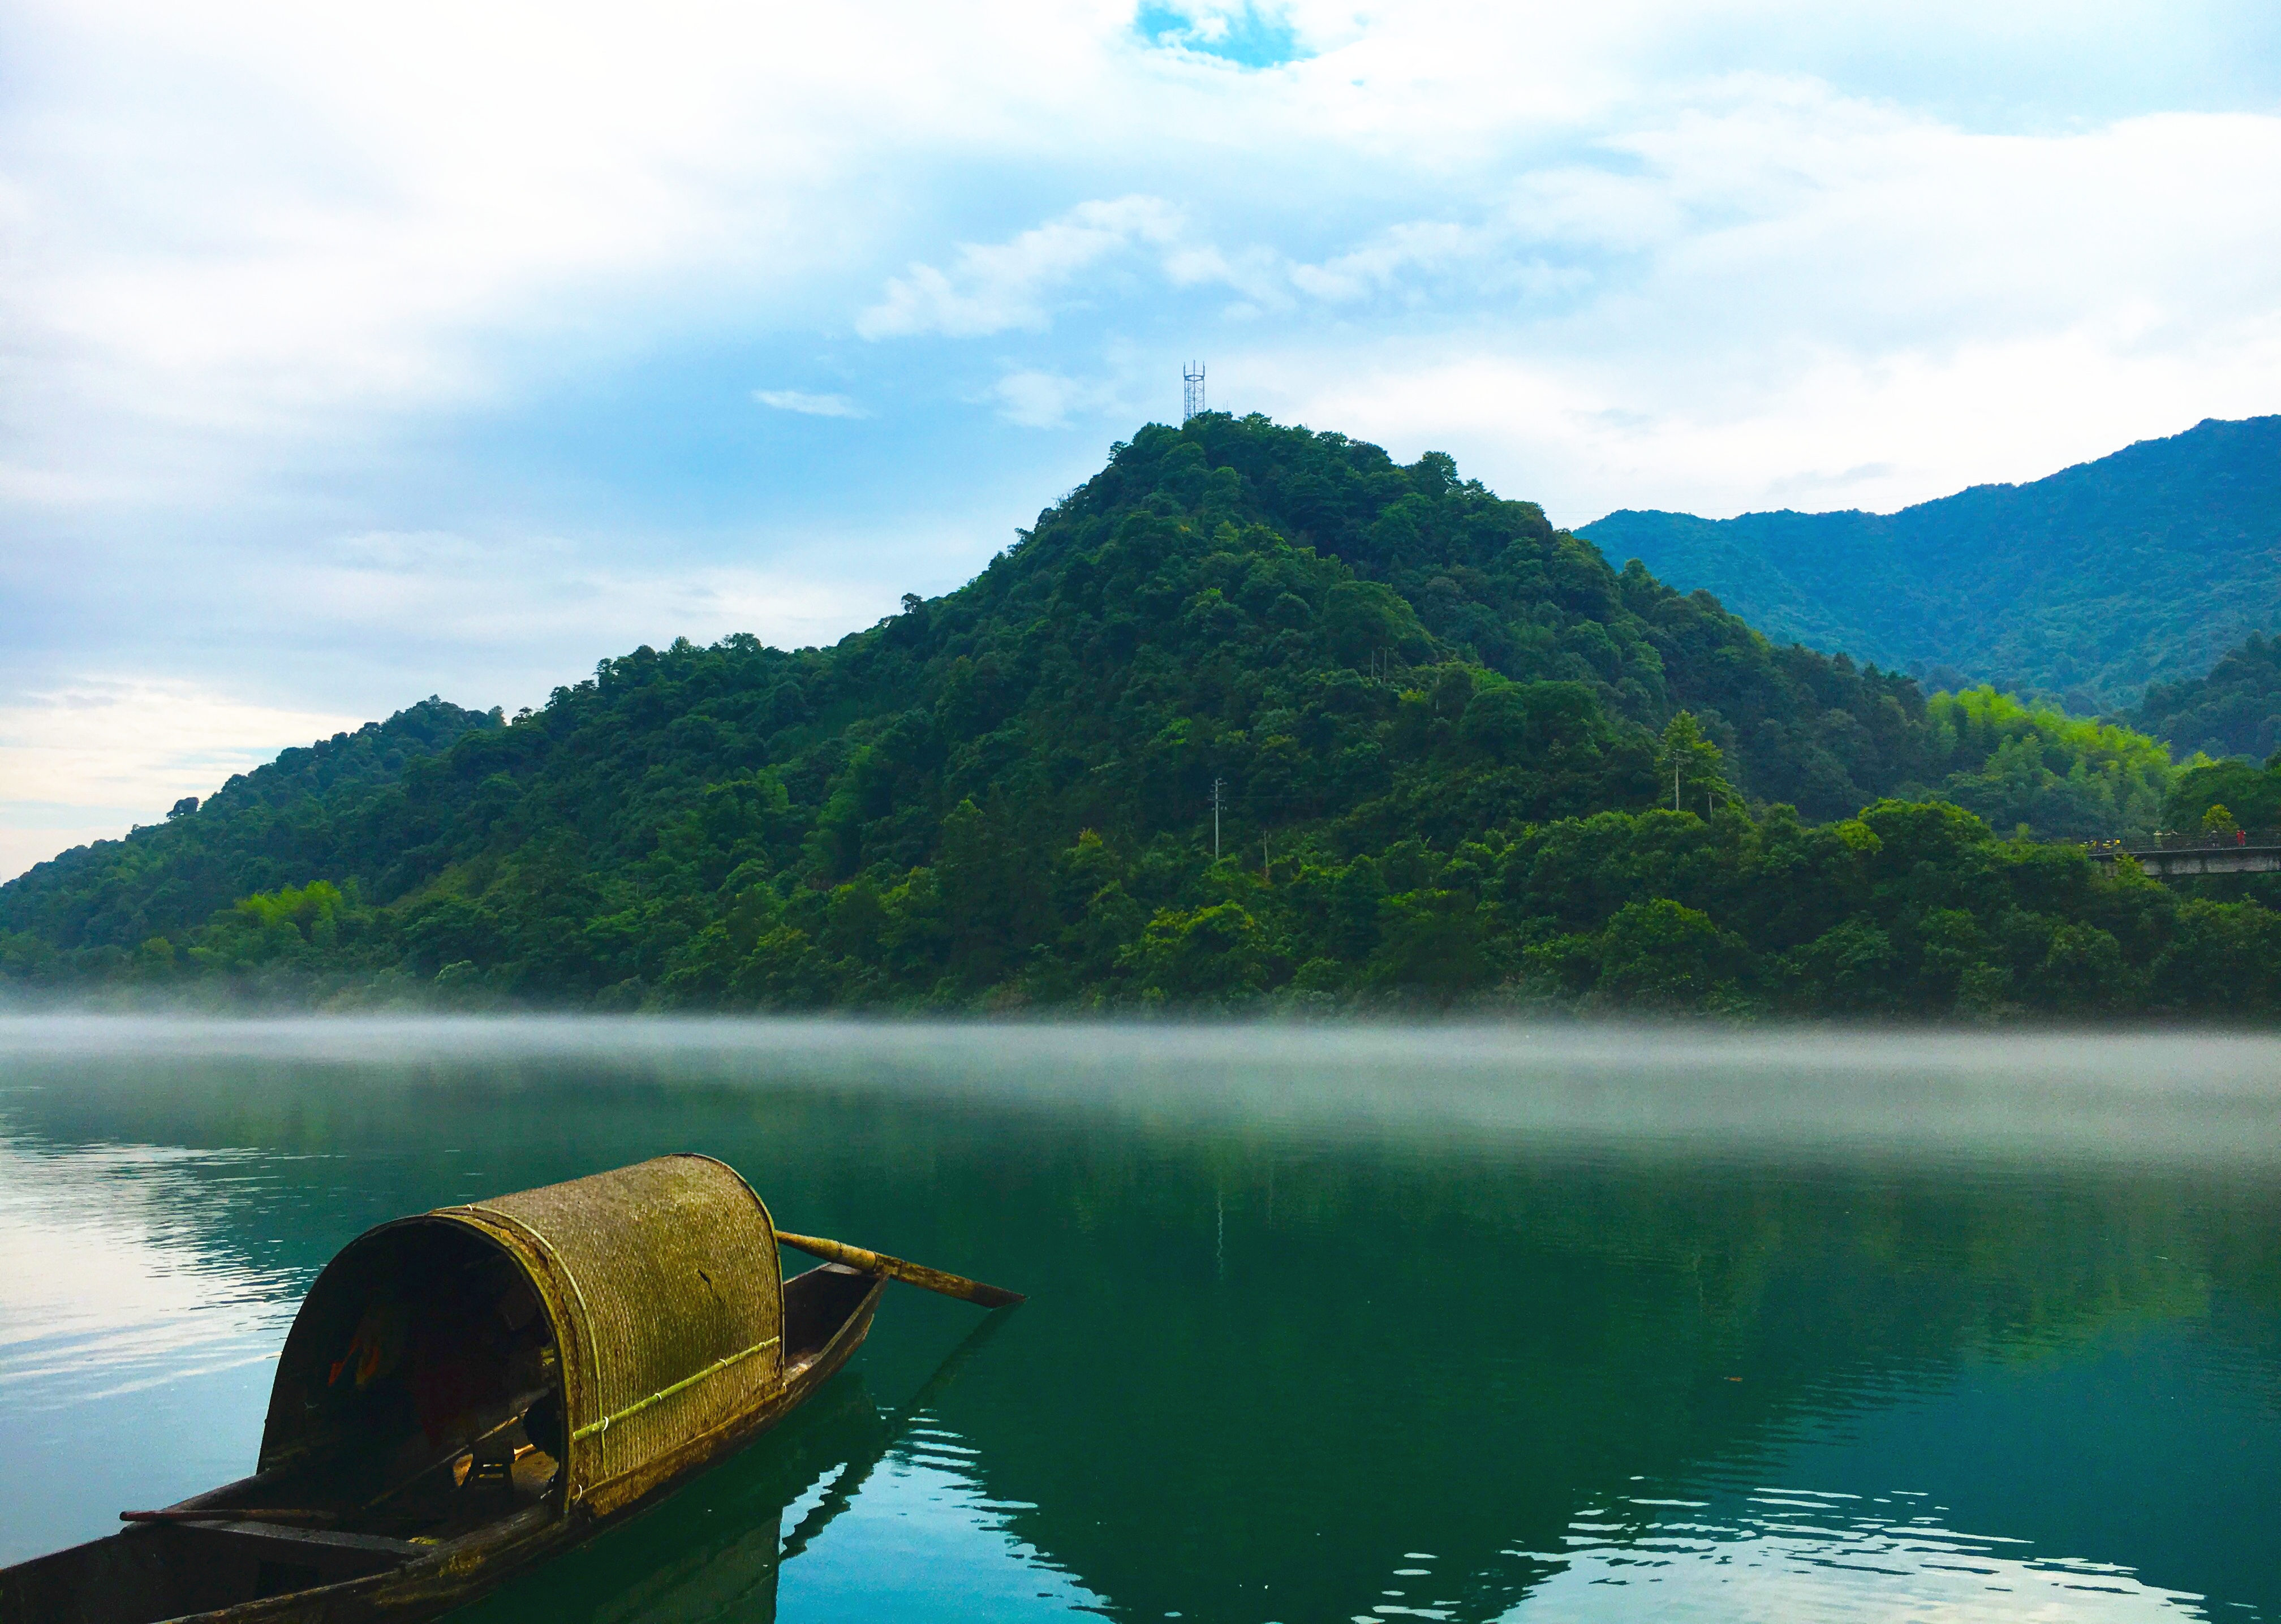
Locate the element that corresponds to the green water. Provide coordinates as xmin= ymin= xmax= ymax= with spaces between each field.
xmin=2 ymin=1018 xmax=2277 ymax=1622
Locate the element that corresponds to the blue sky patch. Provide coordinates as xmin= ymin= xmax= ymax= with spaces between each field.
xmin=1133 ymin=3 xmax=1307 ymax=70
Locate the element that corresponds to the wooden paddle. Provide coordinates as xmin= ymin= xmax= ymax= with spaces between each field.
xmin=122 ymin=1509 xmax=335 ymax=1525
xmin=775 ymin=1231 xmax=1023 ymax=1309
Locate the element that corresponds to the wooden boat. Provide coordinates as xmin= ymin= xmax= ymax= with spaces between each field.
xmin=0 ymin=1154 xmax=1018 ymax=1624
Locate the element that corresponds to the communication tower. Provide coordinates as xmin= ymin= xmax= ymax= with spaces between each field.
xmin=1182 ymin=361 xmax=1206 ymax=423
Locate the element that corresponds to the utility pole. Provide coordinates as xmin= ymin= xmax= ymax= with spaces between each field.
xmin=1212 ymin=778 xmax=1224 ymax=861
xmin=1674 ymin=764 xmax=1681 ymax=812
xmin=1262 ymin=833 xmax=1270 ymax=884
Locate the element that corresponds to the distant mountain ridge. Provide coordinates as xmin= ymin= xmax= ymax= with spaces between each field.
xmin=1581 ymin=415 xmax=2281 ymax=709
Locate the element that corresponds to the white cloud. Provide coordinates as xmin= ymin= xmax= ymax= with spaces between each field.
xmin=857 ymin=196 xmax=1190 ymax=339
xmin=274 ymin=530 xmax=919 ymax=656
xmin=12 ymin=4 xmax=2277 ymax=517
xmin=0 ymin=680 xmax=369 ymax=882
xmin=754 ymin=389 xmax=870 ymax=417
xmin=1204 ymin=84 xmax=2281 ymax=519
xmin=0 ymin=525 xmax=968 ymax=881
xmin=0 ymin=681 xmax=366 ymax=812
xmin=1238 ymin=309 xmax=2281 ymax=526
xmin=985 ymin=369 xmax=1116 ymax=429
xmin=1289 ymin=221 xmax=1482 ymax=303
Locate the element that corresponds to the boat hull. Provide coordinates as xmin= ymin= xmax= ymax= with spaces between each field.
xmin=0 ymin=1267 xmax=886 ymax=1624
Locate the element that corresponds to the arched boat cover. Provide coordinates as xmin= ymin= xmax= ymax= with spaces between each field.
xmin=260 ymin=1155 xmax=785 ymax=1516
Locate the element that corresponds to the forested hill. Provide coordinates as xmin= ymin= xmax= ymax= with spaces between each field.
xmin=3 ymin=413 xmax=2271 ymax=1018
xmin=1581 ymin=415 xmax=2281 ymax=709
xmin=2127 ymin=631 xmax=2281 ymax=762
xmin=0 ymin=697 xmax=499 ymax=945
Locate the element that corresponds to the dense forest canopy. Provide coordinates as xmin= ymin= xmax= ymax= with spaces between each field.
xmin=2163 ymin=752 xmax=2281 ymax=836
xmin=1916 ymin=687 xmax=2177 ymax=840
xmin=2128 ymin=631 xmax=2281 ymax=762
xmin=1582 ymin=415 xmax=2281 ymax=709
xmin=5 ymin=412 xmax=2273 ymax=1018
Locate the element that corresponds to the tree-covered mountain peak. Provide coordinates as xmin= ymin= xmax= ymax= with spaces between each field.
xmin=832 ymin=410 xmax=1928 ymax=828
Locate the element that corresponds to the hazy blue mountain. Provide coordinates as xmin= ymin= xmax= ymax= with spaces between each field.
xmin=1581 ymin=416 xmax=2281 ymax=710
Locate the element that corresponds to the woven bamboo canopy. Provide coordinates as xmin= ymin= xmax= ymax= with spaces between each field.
xmin=260 ymin=1155 xmax=785 ymax=1516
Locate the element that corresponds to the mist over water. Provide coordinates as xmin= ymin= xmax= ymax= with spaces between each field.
xmin=9 ymin=1014 xmax=2281 ymax=1164
xmin=2 ymin=1016 xmax=2276 ymax=1621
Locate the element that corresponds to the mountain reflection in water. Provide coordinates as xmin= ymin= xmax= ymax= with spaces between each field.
xmin=0 ymin=1018 xmax=2275 ymax=1622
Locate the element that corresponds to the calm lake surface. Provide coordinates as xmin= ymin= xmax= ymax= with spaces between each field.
xmin=2 ymin=1016 xmax=2277 ymax=1622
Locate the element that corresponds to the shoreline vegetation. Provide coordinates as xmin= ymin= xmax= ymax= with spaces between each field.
xmin=7 ymin=796 xmax=2281 ymax=1023
xmin=10 ymin=413 xmax=2281 ymax=1022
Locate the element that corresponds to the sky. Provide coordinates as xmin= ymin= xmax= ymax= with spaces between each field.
xmin=5 ymin=1 xmax=2281 ymax=882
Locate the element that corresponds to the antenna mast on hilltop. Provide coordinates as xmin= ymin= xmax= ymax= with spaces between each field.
xmin=1182 ymin=361 xmax=1206 ymax=423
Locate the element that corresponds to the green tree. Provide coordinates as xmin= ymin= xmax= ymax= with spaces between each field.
xmin=1595 ymin=899 xmax=1746 ymax=1007
xmin=1654 ymin=712 xmax=1735 ymax=815
xmin=1365 ymin=889 xmax=1489 ymax=999
xmin=1121 ymin=903 xmax=1267 ymax=1001
xmin=1920 ymin=687 xmax=2174 ymax=839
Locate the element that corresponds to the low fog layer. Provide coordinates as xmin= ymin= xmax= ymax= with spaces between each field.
xmin=5 ymin=1015 xmax=2276 ymax=1170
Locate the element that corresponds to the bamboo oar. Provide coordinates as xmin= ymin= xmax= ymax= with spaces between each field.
xmin=122 ymin=1509 xmax=335 ymax=1525
xmin=775 ymin=1231 xmax=1023 ymax=1308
